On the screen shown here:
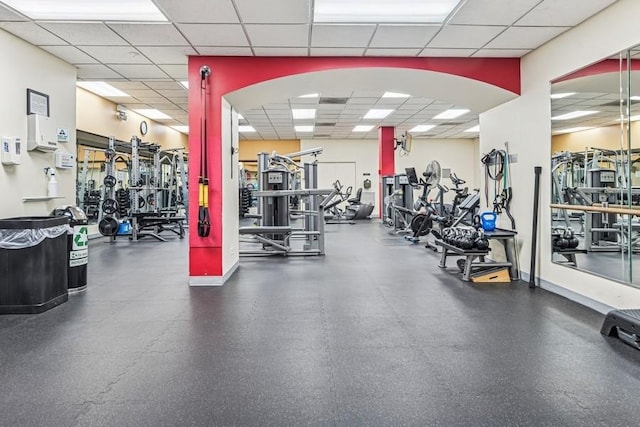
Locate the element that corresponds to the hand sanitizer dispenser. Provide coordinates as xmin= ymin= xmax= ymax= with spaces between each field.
xmin=1 ymin=137 xmax=21 ymax=165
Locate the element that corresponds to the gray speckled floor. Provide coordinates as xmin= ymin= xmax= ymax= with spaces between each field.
xmin=1 ymin=221 xmax=639 ymax=426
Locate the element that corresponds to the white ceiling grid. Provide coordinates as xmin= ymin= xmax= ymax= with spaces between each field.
xmin=0 ymin=0 xmax=618 ymax=134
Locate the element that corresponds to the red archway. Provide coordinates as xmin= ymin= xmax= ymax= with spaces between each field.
xmin=186 ymin=56 xmax=520 ymax=282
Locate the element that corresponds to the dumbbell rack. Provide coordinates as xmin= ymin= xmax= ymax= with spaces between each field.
xmin=436 ymin=228 xmax=519 ymax=281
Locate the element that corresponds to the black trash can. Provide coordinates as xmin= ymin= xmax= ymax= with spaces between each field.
xmin=0 ymin=216 xmax=69 ymax=314
xmin=51 ymin=206 xmax=89 ymax=293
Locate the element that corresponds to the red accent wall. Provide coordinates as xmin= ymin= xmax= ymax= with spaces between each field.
xmin=378 ymin=126 xmax=396 ymax=217
xmin=187 ymin=56 xmax=521 ymax=277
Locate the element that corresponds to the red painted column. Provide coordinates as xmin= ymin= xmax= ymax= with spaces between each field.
xmin=379 ymin=126 xmax=395 ymax=217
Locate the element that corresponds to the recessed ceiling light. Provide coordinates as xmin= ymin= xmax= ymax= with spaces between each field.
xmin=133 ymin=109 xmax=171 ymax=120
xmin=433 ymin=109 xmax=469 ymax=120
xmin=410 ymin=125 xmax=436 ymax=133
xmin=382 ymin=92 xmax=411 ymax=98
xmin=179 ymin=81 xmax=189 ymax=89
xmin=298 ymin=93 xmax=319 ymax=98
xmin=171 ymin=126 xmax=189 ymax=134
xmin=295 ymin=125 xmax=314 ymax=132
xmin=552 ymin=127 xmax=594 ymax=135
xmin=353 ymin=125 xmax=375 ymax=132
xmin=551 ymin=111 xmax=599 ymax=120
xmin=77 ymin=81 xmax=130 ymax=98
xmin=364 ymin=109 xmax=393 ymax=119
xmin=314 ymin=0 xmax=461 ymax=23
xmin=2 ymin=0 xmax=167 ymax=21
xmin=238 ymin=113 xmax=244 ymax=120
xmin=292 ymin=109 xmax=316 ymax=119
xmin=630 ymin=96 xmax=640 ymax=101
xmin=464 ymin=125 xmax=479 ymax=132
xmin=550 ymin=92 xmax=576 ymax=99
xmin=239 ymin=125 xmax=256 ymax=133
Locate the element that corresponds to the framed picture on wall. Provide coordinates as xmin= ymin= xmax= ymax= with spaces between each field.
xmin=26 ymin=88 xmax=50 ymax=116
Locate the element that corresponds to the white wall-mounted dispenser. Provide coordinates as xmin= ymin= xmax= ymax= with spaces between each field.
xmin=27 ymin=114 xmax=58 ymax=152
xmin=1 ymin=136 xmax=22 ymax=165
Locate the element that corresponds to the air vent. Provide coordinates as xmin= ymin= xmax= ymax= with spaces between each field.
xmin=319 ymin=97 xmax=348 ymax=105
xmin=313 ymin=134 xmax=331 ymax=138
xmin=316 ymin=122 xmax=336 ymax=127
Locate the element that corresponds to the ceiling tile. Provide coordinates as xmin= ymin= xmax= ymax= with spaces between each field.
xmin=109 ymin=81 xmax=149 ymax=90
xmin=0 ymin=4 xmax=26 ymax=20
xmin=79 ymin=46 xmax=150 ymax=64
xmin=234 ymin=0 xmax=310 ymax=23
xmin=134 ymin=96 xmax=167 ymax=103
xmin=0 ymin=22 xmax=65 ymax=45
xmin=245 ymin=24 xmax=309 ymax=47
xmin=484 ymin=26 xmax=570 ymax=49
xmin=311 ymin=25 xmax=376 ymax=48
xmin=154 ymin=0 xmax=239 ymax=23
xmin=365 ymin=48 xmax=420 ymax=56
xmin=121 ymin=89 xmax=159 ymax=97
xmin=310 ymin=47 xmax=365 ymax=56
xmin=253 ymin=47 xmax=308 ymax=56
xmin=419 ymin=48 xmax=476 ymax=57
xmin=157 ymin=64 xmax=187 ymax=79
xmin=108 ymin=23 xmax=188 ymax=46
xmin=449 ymin=0 xmax=541 ymax=25
xmin=176 ymin=24 xmax=248 ymax=46
xmin=76 ymin=64 xmax=123 ymax=79
xmin=472 ymin=49 xmax=531 ymax=57
xmin=516 ymin=0 xmax=616 ymax=26
xmin=195 ymin=46 xmax=253 ymax=55
xmin=109 ymin=64 xmax=171 ymax=79
xmin=370 ymin=25 xmax=440 ymax=48
xmin=38 ymin=22 xmax=127 ymax=46
xmin=137 ymin=46 xmax=196 ymax=64
xmin=39 ymin=45 xmax=98 ymax=64
xmin=429 ymin=25 xmax=506 ymax=49
xmin=156 ymin=89 xmax=188 ymax=97
xmin=145 ymin=81 xmax=183 ymax=90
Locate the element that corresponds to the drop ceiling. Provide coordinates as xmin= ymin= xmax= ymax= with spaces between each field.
xmin=0 ymin=0 xmax=618 ymax=138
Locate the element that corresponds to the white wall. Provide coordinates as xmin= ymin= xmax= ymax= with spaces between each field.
xmin=0 ymin=29 xmax=77 ymax=218
xmin=222 ymin=99 xmax=239 ymax=274
xmin=396 ymin=138 xmax=480 ymax=204
xmin=480 ymin=0 xmax=640 ymax=311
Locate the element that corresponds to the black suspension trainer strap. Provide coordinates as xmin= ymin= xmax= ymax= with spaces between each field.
xmin=197 ymin=66 xmax=211 ymax=237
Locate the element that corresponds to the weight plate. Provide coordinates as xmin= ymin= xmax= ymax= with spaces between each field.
xmin=103 ymin=175 xmax=116 ymax=188
xmin=102 ymin=198 xmax=118 ymax=214
xmin=410 ymin=214 xmax=432 ymax=236
xmin=98 ymin=217 xmax=118 ymax=236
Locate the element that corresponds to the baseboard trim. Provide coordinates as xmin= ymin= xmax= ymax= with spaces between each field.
xmin=521 ymin=271 xmax=614 ymax=314
xmin=189 ymin=261 xmax=239 ymax=287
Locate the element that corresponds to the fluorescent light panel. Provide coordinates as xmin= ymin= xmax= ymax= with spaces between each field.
xmin=133 ymin=109 xmax=171 ymax=120
xmin=551 ymin=110 xmax=599 ymax=120
xmin=298 ymin=93 xmax=319 ymax=98
xmin=77 ymin=81 xmax=130 ymax=98
xmin=238 ymin=113 xmax=244 ymax=120
xmin=292 ymin=109 xmax=316 ymax=119
xmin=179 ymin=81 xmax=189 ymax=89
xmin=550 ymin=92 xmax=576 ymax=99
xmin=295 ymin=125 xmax=314 ymax=132
xmin=353 ymin=125 xmax=374 ymax=132
xmin=382 ymin=92 xmax=410 ymax=98
xmin=433 ymin=109 xmax=469 ymax=119
xmin=314 ymin=0 xmax=461 ymax=23
xmin=171 ymin=126 xmax=189 ymax=133
xmin=2 ymin=0 xmax=167 ymax=21
xmin=410 ymin=125 xmax=436 ymax=133
xmin=239 ymin=125 xmax=256 ymax=132
xmin=464 ymin=125 xmax=480 ymax=132
xmin=364 ymin=109 xmax=393 ymax=119
xmin=553 ymin=127 xmax=593 ymax=135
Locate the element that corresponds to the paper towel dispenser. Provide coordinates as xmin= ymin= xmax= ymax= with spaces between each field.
xmin=27 ymin=114 xmax=58 ymax=152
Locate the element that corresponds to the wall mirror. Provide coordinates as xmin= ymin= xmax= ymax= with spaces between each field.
xmin=550 ymin=44 xmax=640 ymax=286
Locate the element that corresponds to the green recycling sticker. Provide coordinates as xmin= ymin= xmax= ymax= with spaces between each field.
xmin=72 ymin=226 xmax=88 ymax=250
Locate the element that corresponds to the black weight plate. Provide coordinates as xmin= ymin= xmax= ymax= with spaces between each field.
xmin=102 ymin=198 xmax=118 ymax=214
xmin=98 ymin=217 xmax=118 ymax=236
xmin=410 ymin=214 xmax=432 ymax=236
xmin=103 ymin=175 xmax=117 ymax=188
